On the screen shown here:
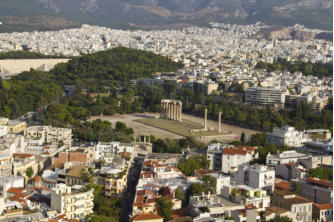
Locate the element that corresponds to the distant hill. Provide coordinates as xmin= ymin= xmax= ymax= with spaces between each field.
xmin=253 ymin=26 xmax=333 ymax=41
xmin=0 ymin=0 xmax=332 ymax=31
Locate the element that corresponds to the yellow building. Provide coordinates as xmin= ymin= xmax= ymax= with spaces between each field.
xmin=0 ymin=154 xmax=12 ymax=175
xmin=12 ymin=153 xmax=38 ymax=181
xmin=51 ymin=184 xmax=94 ymax=220
xmin=7 ymin=120 xmax=27 ymax=134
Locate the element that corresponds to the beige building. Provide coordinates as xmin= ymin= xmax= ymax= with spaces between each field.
xmin=6 ymin=120 xmax=27 ymax=134
xmin=98 ymin=168 xmax=127 ymax=195
xmin=51 ymin=184 xmax=94 ymax=220
xmin=222 ymin=185 xmax=270 ymax=212
xmin=0 ymin=154 xmax=12 ymax=175
xmin=12 ymin=153 xmax=38 ymax=181
xmin=195 ymin=80 xmax=219 ymax=95
xmin=264 ymin=206 xmax=296 ymax=222
xmin=303 ymin=129 xmax=332 ymax=142
xmin=272 ymin=189 xmax=313 ymax=222
xmin=24 ymin=125 xmax=72 ymax=148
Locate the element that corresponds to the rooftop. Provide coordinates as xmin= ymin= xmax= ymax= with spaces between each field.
xmin=132 ymin=213 xmax=163 ymax=221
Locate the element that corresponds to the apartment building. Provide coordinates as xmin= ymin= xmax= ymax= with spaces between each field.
xmin=24 ymin=125 xmax=72 ymax=148
xmin=264 ymin=206 xmax=296 ymax=222
xmin=234 ymin=164 xmax=275 ymax=193
xmin=12 ymin=153 xmax=38 ymax=180
xmin=207 ymin=143 xmax=255 ymax=174
xmin=312 ymin=203 xmax=333 ymax=222
xmin=0 ymin=125 xmax=7 ymax=138
xmin=6 ymin=120 xmax=27 ymax=133
xmin=292 ymin=178 xmax=333 ymax=204
xmin=0 ymin=154 xmax=12 ymax=175
xmin=303 ymin=129 xmax=332 ymax=142
xmin=51 ymin=184 xmax=94 ymax=220
xmin=245 ymin=87 xmax=285 ymax=108
xmin=222 ymin=185 xmax=270 ymax=211
xmin=267 ymin=126 xmax=303 ymax=147
xmin=194 ymin=79 xmax=219 ymax=95
xmin=95 ymin=141 xmax=134 ymax=160
xmin=272 ymin=189 xmax=313 ymax=222
xmin=275 ymin=163 xmax=307 ymax=181
xmin=98 ymin=168 xmax=127 ymax=195
xmin=266 ymin=150 xmax=309 ymax=166
xmin=231 ymin=205 xmax=261 ymax=222
xmin=0 ymin=175 xmax=24 ymax=198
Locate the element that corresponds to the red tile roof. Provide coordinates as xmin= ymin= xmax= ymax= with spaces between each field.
xmin=223 ymin=148 xmax=248 ymax=155
xmin=234 ymin=146 xmax=255 ymax=152
xmin=7 ymin=187 xmax=24 ymax=193
xmin=275 ymin=181 xmax=290 ymax=190
xmin=245 ymin=204 xmax=257 ymax=210
xmin=13 ymin=153 xmax=34 ymax=159
xmin=195 ymin=168 xmax=217 ymax=176
xmin=314 ymin=203 xmax=333 ymax=210
xmin=133 ymin=214 xmax=163 ymax=221
xmin=33 ymin=176 xmax=42 ymax=182
xmin=306 ymin=178 xmax=333 ymax=188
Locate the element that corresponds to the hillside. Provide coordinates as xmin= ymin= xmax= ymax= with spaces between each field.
xmin=253 ymin=25 xmax=333 ymax=41
xmin=51 ymin=47 xmax=183 ymax=84
xmin=0 ymin=0 xmax=332 ymax=32
xmin=0 ymin=47 xmax=182 ymax=118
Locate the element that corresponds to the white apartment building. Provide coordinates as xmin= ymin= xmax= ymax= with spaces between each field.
xmin=266 ymin=150 xmax=309 ymax=166
xmin=0 ymin=175 xmax=24 ymax=198
xmin=267 ymin=126 xmax=303 ymax=147
xmin=24 ymin=126 xmax=72 ymax=148
xmin=207 ymin=143 xmax=255 ymax=174
xmin=94 ymin=142 xmax=134 ymax=160
xmin=245 ymin=87 xmax=285 ymax=108
xmin=234 ymin=164 xmax=275 ymax=193
xmin=51 ymin=184 xmax=94 ymax=220
xmin=0 ymin=125 xmax=7 ymax=138
xmin=222 ymin=185 xmax=271 ymax=211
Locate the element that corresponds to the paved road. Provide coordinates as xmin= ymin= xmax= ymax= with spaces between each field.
xmin=119 ymin=157 xmax=144 ymax=222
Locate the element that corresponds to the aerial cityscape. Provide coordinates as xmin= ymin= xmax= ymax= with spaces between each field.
xmin=0 ymin=1 xmax=332 ymax=222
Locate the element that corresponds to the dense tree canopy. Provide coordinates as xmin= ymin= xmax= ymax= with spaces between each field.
xmin=177 ymin=155 xmax=210 ymax=176
xmin=156 ymin=197 xmax=174 ymax=221
xmin=308 ymin=168 xmax=333 ymax=181
xmin=85 ymin=184 xmax=122 ymax=222
xmin=52 ymin=47 xmax=182 ymax=84
xmin=0 ymin=50 xmax=68 ymax=59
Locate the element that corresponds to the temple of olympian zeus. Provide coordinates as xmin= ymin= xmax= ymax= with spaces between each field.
xmin=160 ymin=99 xmax=182 ymax=122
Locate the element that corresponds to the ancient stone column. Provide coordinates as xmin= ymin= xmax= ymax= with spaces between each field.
xmin=179 ymin=102 xmax=182 ymax=122
xmin=204 ymin=108 xmax=208 ymax=130
xmin=218 ymin=112 xmax=222 ymax=133
xmin=160 ymin=101 xmax=163 ymax=118
xmin=164 ymin=102 xmax=167 ymax=118
xmin=173 ymin=101 xmax=177 ymax=120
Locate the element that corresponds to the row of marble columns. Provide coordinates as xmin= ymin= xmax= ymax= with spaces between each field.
xmin=161 ymin=100 xmax=182 ymax=122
